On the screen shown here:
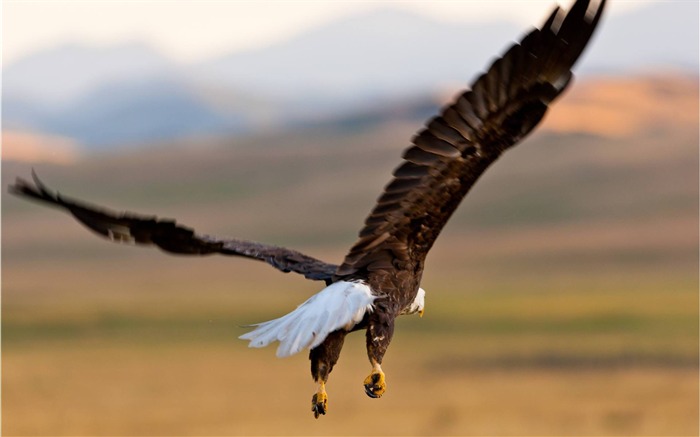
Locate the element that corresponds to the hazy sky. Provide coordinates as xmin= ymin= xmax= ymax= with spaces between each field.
xmin=4 ymin=1 xmax=643 ymax=65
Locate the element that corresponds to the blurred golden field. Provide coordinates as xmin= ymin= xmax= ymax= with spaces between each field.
xmin=2 ymin=74 xmax=698 ymax=435
xmin=3 ymin=272 xmax=697 ymax=435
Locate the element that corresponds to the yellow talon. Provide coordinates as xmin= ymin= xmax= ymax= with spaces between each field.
xmin=363 ymin=367 xmax=386 ymax=398
xmin=311 ymin=383 xmax=328 ymax=419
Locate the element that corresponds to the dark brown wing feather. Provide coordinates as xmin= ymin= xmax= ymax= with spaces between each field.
xmin=9 ymin=172 xmax=337 ymax=283
xmin=336 ymin=0 xmax=606 ymax=277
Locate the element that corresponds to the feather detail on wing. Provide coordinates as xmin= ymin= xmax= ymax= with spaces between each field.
xmin=8 ymin=171 xmax=338 ymax=282
xmin=239 ymin=280 xmax=376 ymax=357
xmin=336 ymin=0 xmax=606 ymax=277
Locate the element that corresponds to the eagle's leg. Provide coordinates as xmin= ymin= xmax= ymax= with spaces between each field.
xmin=309 ymin=329 xmax=347 ymax=418
xmin=363 ymin=314 xmax=395 ymax=398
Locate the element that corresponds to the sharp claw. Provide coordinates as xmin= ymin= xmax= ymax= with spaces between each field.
xmin=312 ymin=404 xmax=324 ymax=419
xmin=364 ymin=384 xmax=380 ymax=398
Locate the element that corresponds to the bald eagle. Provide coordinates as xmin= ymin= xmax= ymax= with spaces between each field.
xmin=10 ymin=0 xmax=606 ymax=419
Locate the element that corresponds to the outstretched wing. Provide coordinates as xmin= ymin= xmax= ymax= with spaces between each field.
xmin=9 ymin=172 xmax=338 ymax=283
xmin=336 ymin=0 xmax=605 ymax=277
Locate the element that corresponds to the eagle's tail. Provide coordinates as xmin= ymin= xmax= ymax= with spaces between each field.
xmin=239 ymin=281 xmax=376 ymax=357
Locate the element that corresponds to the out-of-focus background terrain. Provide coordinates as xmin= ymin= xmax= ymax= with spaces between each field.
xmin=3 ymin=1 xmax=698 ymax=435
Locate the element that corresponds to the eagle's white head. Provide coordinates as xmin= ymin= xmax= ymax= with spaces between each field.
xmin=401 ymin=287 xmax=426 ymax=317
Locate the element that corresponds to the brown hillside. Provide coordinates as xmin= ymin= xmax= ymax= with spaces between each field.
xmin=542 ymin=73 xmax=698 ymax=137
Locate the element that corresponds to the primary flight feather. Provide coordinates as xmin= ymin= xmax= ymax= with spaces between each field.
xmin=9 ymin=0 xmax=606 ymax=419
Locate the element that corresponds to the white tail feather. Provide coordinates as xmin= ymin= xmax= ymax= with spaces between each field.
xmin=239 ymin=281 xmax=376 ymax=357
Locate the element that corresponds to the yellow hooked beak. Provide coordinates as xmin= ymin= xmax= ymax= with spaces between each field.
xmin=419 ymin=309 xmax=424 ymax=318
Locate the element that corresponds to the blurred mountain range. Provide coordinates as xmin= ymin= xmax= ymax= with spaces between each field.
xmin=3 ymin=1 xmax=698 ymax=150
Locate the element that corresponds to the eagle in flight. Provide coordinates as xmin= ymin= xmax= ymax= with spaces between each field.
xmin=10 ymin=0 xmax=605 ymax=419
